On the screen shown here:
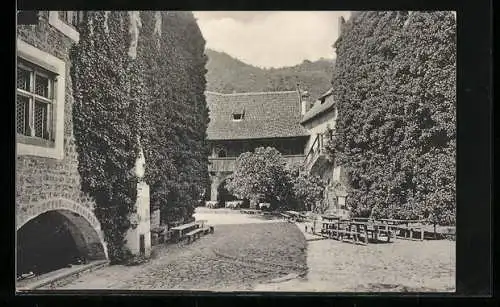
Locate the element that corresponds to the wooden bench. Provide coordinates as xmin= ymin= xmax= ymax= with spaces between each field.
xmin=171 ymin=222 xmax=199 ymax=242
xmin=186 ymin=228 xmax=204 ymax=243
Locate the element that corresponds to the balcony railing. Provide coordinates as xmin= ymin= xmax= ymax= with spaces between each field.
xmin=208 ymin=154 xmax=305 ymax=173
xmin=303 ymin=133 xmax=327 ymax=172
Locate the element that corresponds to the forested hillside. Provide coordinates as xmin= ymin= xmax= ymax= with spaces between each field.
xmin=205 ymin=49 xmax=335 ymax=100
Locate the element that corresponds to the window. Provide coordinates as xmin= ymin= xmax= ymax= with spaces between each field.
xmin=48 ymin=12 xmax=80 ymax=42
xmin=17 ymin=39 xmax=66 ymax=160
xmin=59 ymin=11 xmax=82 ymax=28
xmin=16 ymin=59 xmax=56 ymax=142
xmin=232 ymin=113 xmax=243 ymax=121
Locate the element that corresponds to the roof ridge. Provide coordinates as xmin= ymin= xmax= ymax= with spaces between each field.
xmin=205 ymin=90 xmax=298 ymax=96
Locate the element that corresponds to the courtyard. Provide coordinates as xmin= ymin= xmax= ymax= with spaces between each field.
xmin=43 ymin=208 xmax=455 ymax=292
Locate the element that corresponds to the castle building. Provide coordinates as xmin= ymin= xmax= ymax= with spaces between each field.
xmin=206 ymin=90 xmax=310 ymax=204
xmin=16 ymin=11 xmax=151 ymax=279
xmin=206 ymin=86 xmax=350 ymax=215
xmin=300 ymin=88 xmax=349 ymax=216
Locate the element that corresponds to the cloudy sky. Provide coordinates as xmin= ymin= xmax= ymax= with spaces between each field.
xmin=193 ymin=11 xmax=351 ymax=68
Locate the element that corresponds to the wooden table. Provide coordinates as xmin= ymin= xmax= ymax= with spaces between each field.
xmin=171 ymin=222 xmax=199 ymax=242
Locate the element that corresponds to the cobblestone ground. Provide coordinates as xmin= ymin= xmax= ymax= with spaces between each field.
xmin=255 ymin=222 xmax=456 ymax=292
xmin=57 ymin=220 xmax=306 ymax=291
xmin=56 ymin=211 xmax=455 ymax=292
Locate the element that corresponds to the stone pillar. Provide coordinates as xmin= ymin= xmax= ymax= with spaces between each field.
xmin=210 ymin=174 xmax=220 ymax=202
xmin=125 ymin=146 xmax=151 ymax=258
xmin=151 ymin=208 xmax=160 ymax=229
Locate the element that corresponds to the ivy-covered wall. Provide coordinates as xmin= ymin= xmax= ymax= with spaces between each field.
xmin=71 ymin=11 xmax=209 ymax=261
xmin=329 ymin=12 xmax=456 ymax=225
xmin=138 ymin=12 xmax=209 ymax=225
xmin=16 ymin=12 xmax=98 ymax=231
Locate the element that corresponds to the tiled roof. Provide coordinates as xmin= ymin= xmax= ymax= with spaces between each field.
xmin=206 ymin=91 xmax=310 ymax=141
xmin=300 ymin=88 xmax=335 ymax=124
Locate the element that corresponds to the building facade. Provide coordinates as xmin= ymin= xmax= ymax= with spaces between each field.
xmin=16 ymin=11 xmax=151 ymax=277
xmin=300 ymin=88 xmax=350 ymax=216
xmin=206 ymin=90 xmax=310 ymax=204
xmin=206 ymin=87 xmax=350 ymax=215
xmin=16 ymin=11 xmax=109 ymax=276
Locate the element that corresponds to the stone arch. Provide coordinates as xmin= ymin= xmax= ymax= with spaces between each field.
xmin=17 ymin=198 xmax=108 ymax=260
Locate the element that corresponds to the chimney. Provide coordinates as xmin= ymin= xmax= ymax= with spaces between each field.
xmin=338 ymin=16 xmax=345 ymax=35
xmin=296 ymin=83 xmax=311 ymax=115
xmin=300 ymin=91 xmax=310 ymax=115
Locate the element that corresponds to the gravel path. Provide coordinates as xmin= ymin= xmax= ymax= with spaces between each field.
xmin=254 ymin=222 xmax=456 ymax=292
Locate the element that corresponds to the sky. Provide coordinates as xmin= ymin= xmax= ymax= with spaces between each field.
xmin=193 ymin=11 xmax=351 ymax=69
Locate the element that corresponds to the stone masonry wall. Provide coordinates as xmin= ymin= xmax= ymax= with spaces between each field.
xmin=16 ymin=12 xmax=97 ymax=227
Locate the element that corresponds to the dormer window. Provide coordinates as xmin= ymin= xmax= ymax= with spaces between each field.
xmin=232 ymin=113 xmax=244 ymax=121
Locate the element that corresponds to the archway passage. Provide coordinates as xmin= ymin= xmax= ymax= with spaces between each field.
xmin=17 ymin=210 xmax=106 ymax=277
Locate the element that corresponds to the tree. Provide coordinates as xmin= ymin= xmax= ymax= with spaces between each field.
xmin=288 ymin=166 xmax=325 ymax=211
xmin=226 ymin=147 xmax=292 ymax=209
xmin=139 ymin=12 xmax=209 ymax=225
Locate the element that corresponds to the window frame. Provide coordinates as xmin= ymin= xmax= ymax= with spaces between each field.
xmin=17 ymin=60 xmax=56 ymax=144
xmin=232 ymin=113 xmax=244 ymax=121
xmin=17 ymin=39 xmax=66 ymax=160
xmin=48 ymin=11 xmax=80 ymax=42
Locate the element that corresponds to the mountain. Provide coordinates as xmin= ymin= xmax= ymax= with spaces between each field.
xmin=205 ymin=49 xmax=335 ymax=101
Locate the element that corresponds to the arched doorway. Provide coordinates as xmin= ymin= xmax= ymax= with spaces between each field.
xmin=16 ymin=199 xmax=107 ymax=278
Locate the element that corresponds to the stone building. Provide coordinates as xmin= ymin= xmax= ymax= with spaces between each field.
xmin=300 ymin=88 xmax=350 ymax=216
xmin=206 ymin=90 xmax=310 ymax=204
xmin=16 ymin=11 xmax=151 ymax=277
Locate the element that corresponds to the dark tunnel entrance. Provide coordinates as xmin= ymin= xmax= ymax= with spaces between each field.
xmin=17 ymin=211 xmax=88 ymax=278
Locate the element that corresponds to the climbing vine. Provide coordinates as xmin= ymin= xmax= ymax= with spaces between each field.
xmin=71 ymin=11 xmax=141 ymax=263
xmin=72 ymin=11 xmax=209 ymax=261
xmin=138 ymin=11 xmax=209 ymax=225
xmin=329 ymin=11 xmax=456 ymax=225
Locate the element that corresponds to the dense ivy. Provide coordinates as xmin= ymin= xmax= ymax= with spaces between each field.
xmin=288 ymin=166 xmax=325 ymax=212
xmin=71 ymin=11 xmax=209 ymax=261
xmin=71 ymin=12 xmax=139 ymax=263
xmin=328 ymin=11 xmax=456 ymax=225
xmin=139 ymin=12 xmax=209 ymax=225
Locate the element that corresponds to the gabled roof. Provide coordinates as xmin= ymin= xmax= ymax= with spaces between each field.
xmin=206 ymin=91 xmax=310 ymax=141
xmin=300 ymin=88 xmax=336 ymax=124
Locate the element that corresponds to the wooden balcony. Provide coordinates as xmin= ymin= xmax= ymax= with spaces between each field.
xmin=208 ymin=155 xmax=305 ymax=173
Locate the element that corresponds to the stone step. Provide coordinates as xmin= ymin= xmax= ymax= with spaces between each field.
xmin=17 ymin=260 xmax=109 ymax=291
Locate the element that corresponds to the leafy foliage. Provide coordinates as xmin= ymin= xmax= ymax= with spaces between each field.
xmin=288 ymin=165 xmax=325 ymax=211
xmin=206 ymin=49 xmax=335 ymax=100
xmin=138 ymin=12 xmax=209 ymax=225
xmin=226 ymin=147 xmax=325 ymax=211
xmin=71 ymin=11 xmax=209 ymax=262
xmin=226 ymin=147 xmax=293 ymax=209
xmin=329 ymin=11 xmax=456 ymax=225
xmin=71 ymin=12 xmax=139 ymax=263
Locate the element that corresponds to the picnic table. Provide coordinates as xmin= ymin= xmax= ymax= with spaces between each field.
xmin=379 ymin=219 xmax=426 ymax=241
xmin=170 ymin=222 xmax=199 ymax=242
xmin=320 ymin=219 xmax=394 ymax=245
xmin=171 ymin=220 xmax=215 ymax=243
